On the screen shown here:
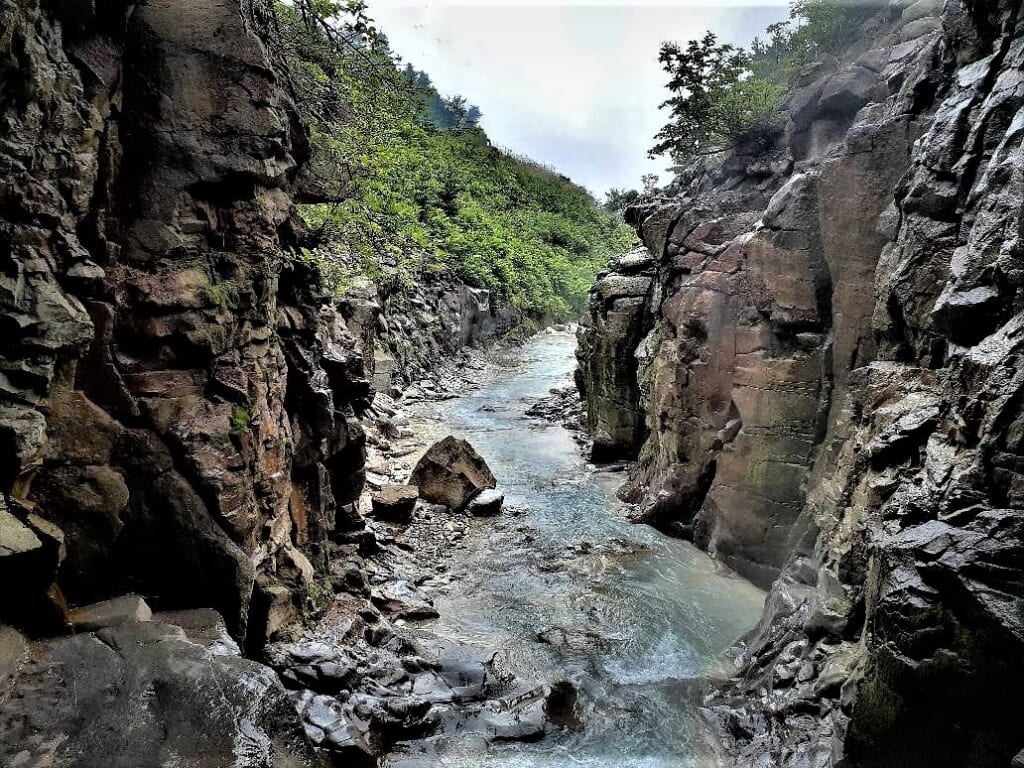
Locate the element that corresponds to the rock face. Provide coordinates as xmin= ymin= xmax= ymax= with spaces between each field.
xmin=575 ymin=248 xmax=655 ymax=462
xmin=409 ymin=436 xmax=497 ymax=511
xmin=373 ymin=282 xmax=517 ymax=395
xmin=578 ymin=0 xmax=1024 ymax=765
xmin=0 ymin=611 xmax=325 ymax=767
xmin=0 ymin=0 xmax=372 ymax=645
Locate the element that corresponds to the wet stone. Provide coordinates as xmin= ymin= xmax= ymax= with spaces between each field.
xmin=371 ymin=581 xmax=439 ymax=621
xmin=467 ymin=488 xmax=505 ymax=516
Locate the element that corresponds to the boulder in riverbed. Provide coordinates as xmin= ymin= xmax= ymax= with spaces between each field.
xmin=372 ymin=485 xmax=420 ymax=523
xmin=409 ymin=437 xmax=496 ymax=511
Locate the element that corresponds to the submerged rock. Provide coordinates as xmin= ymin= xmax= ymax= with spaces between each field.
xmin=409 ymin=436 xmax=497 ymax=511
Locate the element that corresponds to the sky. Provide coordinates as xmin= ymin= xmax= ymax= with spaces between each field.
xmin=368 ymin=0 xmax=790 ymax=197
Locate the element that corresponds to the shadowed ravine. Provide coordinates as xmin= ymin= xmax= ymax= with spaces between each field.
xmin=387 ymin=331 xmax=765 ymax=767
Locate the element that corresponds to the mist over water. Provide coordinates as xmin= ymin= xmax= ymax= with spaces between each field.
xmin=396 ymin=332 xmax=765 ymax=767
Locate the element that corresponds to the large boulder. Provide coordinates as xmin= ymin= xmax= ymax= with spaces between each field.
xmin=409 ymin=437 xmax=496 ymax=511
xmin=0 ymin=611 xmax=326 ymax=768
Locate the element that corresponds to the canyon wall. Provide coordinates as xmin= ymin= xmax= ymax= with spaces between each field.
xmin=578 ymin=0 xmax=1024 ymax=765
xmin=0 ymin=0 xmax=512 ymax=651
xmin=0 ymin=0 xmax=356 ymax=647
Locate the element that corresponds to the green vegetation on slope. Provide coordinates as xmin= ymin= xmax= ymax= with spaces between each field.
xmin=272 ymin=1 xmax=634 ymax=320
xmin=650 ymin=0 xmax=876 ymax=167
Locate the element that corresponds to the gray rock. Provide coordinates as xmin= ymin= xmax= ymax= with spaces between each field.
xmin=0 ymin=620 xmax=325 ymax=767
xmin=467 ymin=488 xmax=505 ymax=516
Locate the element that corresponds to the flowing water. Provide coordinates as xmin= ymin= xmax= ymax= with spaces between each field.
xmin=397 ymin=330 xmax=765 ymax=767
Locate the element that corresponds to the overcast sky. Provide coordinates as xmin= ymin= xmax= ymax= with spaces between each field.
xmin=368 ymin=0 xmax=789 ymax=197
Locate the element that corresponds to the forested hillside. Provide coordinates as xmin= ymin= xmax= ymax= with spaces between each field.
xmin=274 ymin=1 xmax=634 ymax=319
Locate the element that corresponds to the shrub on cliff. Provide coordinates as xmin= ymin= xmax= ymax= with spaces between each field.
xmin=649 ymin=0 xmax=875 ymax=167
xmin=649 ymin=33 xmax=786 ymax=164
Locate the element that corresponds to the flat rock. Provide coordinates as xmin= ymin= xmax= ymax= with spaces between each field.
xmin=372 ymin=485 xmax=420 ymax=523
xmin=0 ymin=508 xmax=42 ymax=558
xmin=69 ymin=595 xmax=153 ymax=632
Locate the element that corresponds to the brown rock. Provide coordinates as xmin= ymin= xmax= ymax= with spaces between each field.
xmin=409 ymin=437 xmax=496 ymax=511
xmin=371 ymin=485 xmax=419 ymax=523
xmin=69 ymin=595 xmax=153 ymax=632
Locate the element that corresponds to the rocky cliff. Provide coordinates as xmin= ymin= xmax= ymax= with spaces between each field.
xmin=0 ymin=2 xmax=527 ymax=762
xmin=0 ymin=0 xmax=514 ymax=649
xmin=578 ymin=0 xmax=1024 ymax=765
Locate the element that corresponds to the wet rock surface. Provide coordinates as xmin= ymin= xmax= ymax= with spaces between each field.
xmin=0 ymin=610 xmax=324 ymax=768
xmin=0 ymin=0 xmax=374 ymax=646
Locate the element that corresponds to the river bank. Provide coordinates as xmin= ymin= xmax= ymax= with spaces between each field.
xmin=270 ymin=330 xmax=766 ymax=766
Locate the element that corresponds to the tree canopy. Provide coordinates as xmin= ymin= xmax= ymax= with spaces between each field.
xmin=649 ymin=0 xmax=875 ymax=168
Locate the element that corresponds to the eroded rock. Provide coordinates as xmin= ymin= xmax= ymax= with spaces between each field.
xmin=0 ymin=617 xmax=326 ymax=767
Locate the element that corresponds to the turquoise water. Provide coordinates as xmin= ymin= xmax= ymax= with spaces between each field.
xmin=399 ymin=331 xmax=765 ymax=767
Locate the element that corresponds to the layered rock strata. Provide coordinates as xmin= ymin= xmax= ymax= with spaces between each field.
xmin=578 ymin=1 xmax=1024 ymax=765
xmin=0 ymin=0 xmax=373 ymax=648
xmin=371 ymin=280 xmax=517 ymax=396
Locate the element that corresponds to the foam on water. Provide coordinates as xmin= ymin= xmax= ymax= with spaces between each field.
xmin=602 ymin=631 xmax=702 ymax=686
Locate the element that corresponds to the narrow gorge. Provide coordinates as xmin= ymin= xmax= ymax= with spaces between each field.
xmin=1 ymin=1 xmax=1022 ymax=767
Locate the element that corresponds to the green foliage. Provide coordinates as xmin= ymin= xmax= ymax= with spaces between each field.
xmin=650 ymin=0 xmax=874 ymax=166
xmin=272 ymin=1 xmax=633 ymax=320
xmin=786 ymin=0 xmax=877 ymax=62
xmin=200 ymin=278 xmax=240 ymax=311
xmin=649 ymin=33 xmax=785 ymax=165
xmin=603 ymin=188 xmax=640 ymax=216
xmin=229 ymin=405 xmax=251 ymax=439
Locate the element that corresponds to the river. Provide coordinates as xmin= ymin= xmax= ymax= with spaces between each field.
xmin=388 ymin=330 xmax=766 ymax=767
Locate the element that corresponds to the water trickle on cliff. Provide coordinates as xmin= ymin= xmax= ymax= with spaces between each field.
xmin=394 ymin=331 xmax=765 ymax=767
